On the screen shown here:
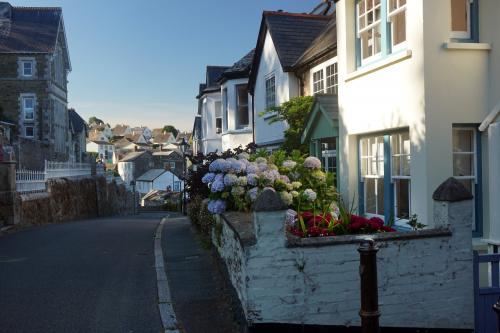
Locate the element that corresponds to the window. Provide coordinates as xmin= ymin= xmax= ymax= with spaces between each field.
xmin=450 ymin=0 xmax=471 ymax=39
xmin=388 ymin=0 xmax=407 ymax=47
xmin=222 ymin=88 xmax=228 ymax=131
xmin=174 ymin=181 xmax=181 ymax=192
xmin=360 ymin=136 xmax=385 ymax=216
xmin=357 ymin=0 xmax=382 ymax=62
xmin=22 ymin=60 xmax=33 ymax=77
xmin=170 ymin=162 xmax=176 ymax=169
xmin=391 ymin=132 xmax=410 ymax=221
xmin=236 ymin=84 xmax=249 ymax=128
xmin=313 ymin=70 xmax=325 ymax=95
xmin=265 ymin=75 xmax=276 ymax=109
xmin=326 ymin=63 xmax=338 ymax=94
xmin=25 ymin=126 xmax=34 ymax=138
xmin=215 ymin=101 xmax=222 ymax=134
xmin=22 ymin=96 xmax=34 ymax=120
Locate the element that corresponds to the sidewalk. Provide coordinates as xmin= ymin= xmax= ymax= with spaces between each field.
xmin=162 ymin=215 xmax=242 ymax=333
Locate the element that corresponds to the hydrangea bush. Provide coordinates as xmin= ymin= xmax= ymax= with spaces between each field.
xmin=201 ymin=149 xmax=396 ymax=238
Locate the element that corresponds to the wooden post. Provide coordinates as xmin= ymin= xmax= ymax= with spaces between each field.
xmin=358 ymin=238 xmax=380 ymax=333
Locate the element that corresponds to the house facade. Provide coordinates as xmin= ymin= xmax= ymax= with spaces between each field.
xmin=196 ymin=66 xmax=229 ymax=154
xmin=219 ymin=50 xmax=254 ymax=151
xmin=152 ymin=150 xmax=183 ymax=174
xmin=117 ymin=150 xmax=154 ymax=185
xmin=136 ymin=169 xmax=183 ymax=195
xmin=334 ymin=0 xmax=499 ymax=239
xmin=0 ymin=2 xmax=72 ymax=169
xmin=86 ymin=140 xmax=114 ymax=164
xmin=248 ymin=12 xmax=331 ymax=150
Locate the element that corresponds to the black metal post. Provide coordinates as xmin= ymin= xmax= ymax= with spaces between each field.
xmin=358 ymin=238 xmax=380 ymax=333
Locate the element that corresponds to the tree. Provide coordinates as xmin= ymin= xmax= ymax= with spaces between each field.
xmin=259 ymin=96 xmax=314 ymax=153
xmin=88 ymin=116 xmax=104 ymax=125
xmin=163 ymin=125 xmax=179 ymax=137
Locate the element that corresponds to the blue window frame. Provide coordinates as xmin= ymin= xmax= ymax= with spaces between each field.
xmin=355 ymin=0 xmax=407 ymax=68
xmin=358 ymin=130 xmax=411 ymax=229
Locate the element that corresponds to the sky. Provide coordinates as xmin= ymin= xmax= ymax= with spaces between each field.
xmin=13 ymin=0 xmax=318 ymax=132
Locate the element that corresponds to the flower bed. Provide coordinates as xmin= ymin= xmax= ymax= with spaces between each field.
xmin=201 ymin=150 xmax=396 ymax=238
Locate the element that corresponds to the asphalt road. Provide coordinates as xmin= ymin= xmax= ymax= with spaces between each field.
xmin=0 ymin=213 xmax=166 ymax=333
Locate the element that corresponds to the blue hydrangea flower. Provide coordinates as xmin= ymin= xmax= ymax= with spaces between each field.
xmin=247 ymin=187 xmax=260 ymax=202
xmin=211 ymin=180 xmax=225 ymax=192
xmin=224 ymin=174 xmax=238 ymax=186
xmin=214 ymin=173 xmax=224 ymax=182
xmin=303 ymin=156 xmax=322 ymax=170
xmin=247 ymin=174 xmax=259 ymax=186
xmin=202 ymin=172 xmax=216 ymax=184
xmin=208 ymin=200 xmax=226 ymax=214
xmin=246 ymin=163 xmax=258 ymax=174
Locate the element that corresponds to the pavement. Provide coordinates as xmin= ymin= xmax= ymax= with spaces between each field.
xmin=0 ymin=213 xmax=165 ymax=333
xmin=162 ymin=215 xmax=240 ymax=333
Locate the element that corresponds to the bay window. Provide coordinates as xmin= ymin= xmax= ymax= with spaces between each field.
xmin=391 ymin=132 xmax=410 ymax=221
xmin=236 ymin=84 xmax=249 ymax=128
xmin=222 ymin=88 xmax=228 ymax=131
xmin=215 ymin=101 xmax=222 ymax=134
xmin=360 ymin=136 xmax=385 ymax=216
xmin=357 ymin=0 xmax=382 ymax=62
xmin=388 ymin=0 xmax=407 ymax=47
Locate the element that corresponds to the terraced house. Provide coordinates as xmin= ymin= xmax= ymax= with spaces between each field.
xmin=0 ymin=2 xmax=71 ymax=169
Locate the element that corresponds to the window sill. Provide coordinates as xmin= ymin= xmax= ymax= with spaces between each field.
xmin=346 ymin=49 xmax=412 ymax=82
xmin=442 ymin=42 xmax=492 ymax=51
xmin=222 ymin=128 xmax=252 ymax=135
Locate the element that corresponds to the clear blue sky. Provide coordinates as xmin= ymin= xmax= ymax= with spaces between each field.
xmin=13 ymin=0 xmax=317 ymax=131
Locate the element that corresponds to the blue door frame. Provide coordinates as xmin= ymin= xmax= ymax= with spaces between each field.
xmin=474 ymin=250 xmax=500 ymax=333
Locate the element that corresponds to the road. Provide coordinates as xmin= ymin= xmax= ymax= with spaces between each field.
xmin=0 ymin=214 xmax=166 ymax=333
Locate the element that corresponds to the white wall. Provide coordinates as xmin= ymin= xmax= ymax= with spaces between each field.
xmin=253 ymin=31 xmax=300 ymax=147
xmin=137 ymin=171 xmax=184 ymax=194
xmin=118 ymin=161 xmax=134 ymax=184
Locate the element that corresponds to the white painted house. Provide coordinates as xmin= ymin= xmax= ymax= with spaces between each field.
xmin=248 ymin=11 xmax=331 ymax=150
xmin=196 ymin=66 xmax=230 ymax=154
xmin=334 ymin=0 xmax=499 ymax=245
xmin=136 ymin=169 xmax=183 ymax=195
xmin=86 ymin=140 xmax=114 ymax=164
xmin=219 ymin=50 xmax=255 ymax=151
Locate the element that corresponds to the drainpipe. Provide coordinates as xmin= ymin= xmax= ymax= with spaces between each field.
xmin=251 ymin=92 xmax=255 ymax=145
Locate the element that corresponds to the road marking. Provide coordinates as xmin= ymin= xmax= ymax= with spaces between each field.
xmin=155 ymin=216 xmax=181 ymax=333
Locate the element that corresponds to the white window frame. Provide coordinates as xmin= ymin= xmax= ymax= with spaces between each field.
xmin=312 ymin=69 xmax=324 ymax=95
xmin=391 ymin=132 xmax=411 ymax=224
xmin=235 ymin=84 xmax=249 ymax=129
xmin=169 ymin=162 xmax=176 ymax=169
xmin=387 ymin=0 xmax=408 ymax=51
xmin=214 ymin=100 xmax=222 ymax=134
xmin=24 ymin=126 xmax=34 ymax=138
xmin=265 ymin=74 xmax=276 ymax=110
xmin=325 ymin=63 xmax=338 ymax=94
xmin=450 ymin=0 xmax=472 ymax=39
xmin=22 ymin=95 xmax=35 ymax=121
xmin=310 ymin=57 xmax=338 ymax=95
xmin=22 ymin=60 xmax=34 ymax=77
xmin=357 ymin=0 xmax=383 ymax=65
xmin=360 ymin=135 xmax=385 ymax=218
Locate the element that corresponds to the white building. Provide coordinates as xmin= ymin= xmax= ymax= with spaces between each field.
xmin=132 ymin=126 xmax=152 ymax=140
xmin=86 ymin=140 xmax=114 ymax=164
xmin=334 ymin=0 xmax=499 ymax=245
xmin=248 ymin=11 xmax=331 ymax=150
xmin=219 ymin=50 xmax=254 ymax=151
xmin=136 ymin=169 xmax=183 ymax=195
xmin=196 ymin=66 xmax=230 ymax=154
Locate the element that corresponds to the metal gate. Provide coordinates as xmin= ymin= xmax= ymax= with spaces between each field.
xmin=474 ymin=251 xmax=500 ymax=333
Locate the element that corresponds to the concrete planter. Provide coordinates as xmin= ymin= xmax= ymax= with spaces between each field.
xmin=211 ymin=185 xmax=474 ymax=330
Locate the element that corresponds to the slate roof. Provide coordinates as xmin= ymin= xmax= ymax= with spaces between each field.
xmin=137 ymin=169 xmax=166 ymax=182
xmin=249 ymin=11 xmax=330 ymax=92
xmin=112 ymin=124 xmax=129 ymax=136
xmin=88 ymin=131 xmax=107 ymax=142
xmin=294 ymin=17 xmax=337 ymax=69
xmin=219 ymin=49 xmax=255 ymax=83
xmin=125 ymin=133 xmax=146 ymax=143
xmin=113 ymin=137 xmax=135 ymax=150
xmin=301 ymin=94 xmax=339 ymax=144
xmin=197 ymin=67 xmax=229 ymax=98
xmin=68 ymin=109 xmax=87 ymax=135
xmin=152 ymin=132 xmax=173 ymax=144
xmin=120 ymin=151 xmax=149 ymax=162
xmin=0 ymin=3 xmax=61 ymax=53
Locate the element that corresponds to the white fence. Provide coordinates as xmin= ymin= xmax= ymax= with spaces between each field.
xmin=15 ymin=169 xmax=46 ymax=194
xmin=16 ymin=160 xmax=93 ymax=194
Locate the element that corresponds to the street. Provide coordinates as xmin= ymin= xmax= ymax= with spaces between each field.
xmin=0 ymin=214 xmax=165 ymax=333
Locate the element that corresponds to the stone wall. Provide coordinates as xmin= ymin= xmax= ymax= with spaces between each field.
xmin=15 ymin=176 xmax=136 ymax=226
xmin=212 ymin=190 xmax=474 ymax=329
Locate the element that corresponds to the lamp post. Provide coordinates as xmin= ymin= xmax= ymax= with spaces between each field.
xmin=179 ymin=138 xmax=189 ymax=215
xmin=358 ymin=238 xmax=380 ymax=333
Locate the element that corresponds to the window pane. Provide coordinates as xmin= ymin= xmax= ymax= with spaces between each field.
xmin=453 ymin=129 xmax=473 ymax=152
xmin=214 ymin=101 xmax=222 ymax=118
xmin=25 ymin=126 xmax=34 ymax=137
xmin=376 ymin=178 xmax=384 ymax=215
xmin=451 ymin=0 xmax=468 ymax=32
xmin=391 ymin=11 xmax=406 ymax=46
xmin=453 ymin=154 xmax=474 ymax=177
xmin=395 ymin=179 xmax=410 ymax=219
xmin=24 ymin=97 xmax=34 ymax=109
xmin=365 ymin=178 xmax=376 ymax=214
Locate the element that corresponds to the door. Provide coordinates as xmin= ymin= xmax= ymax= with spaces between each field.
xmin=474 ymin=251 xmax=500 ymax=333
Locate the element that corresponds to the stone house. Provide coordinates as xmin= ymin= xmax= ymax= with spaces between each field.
xmin=68 ymin=109 xmax=87 ymax=163
xmin=218 ymin=50 xmax=255 ymax=152
xmin=152 ymin=150 xmax=183 ymax=174
xmin=117 ymin=150 xmax=154 ymax=185
xmin=248 ymin=11 xmax=331 ymax=151
xmin=196 ymin=66 xmax=230 ymax=154
xmin=0 ymin=2 xmax=72 ymax=169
